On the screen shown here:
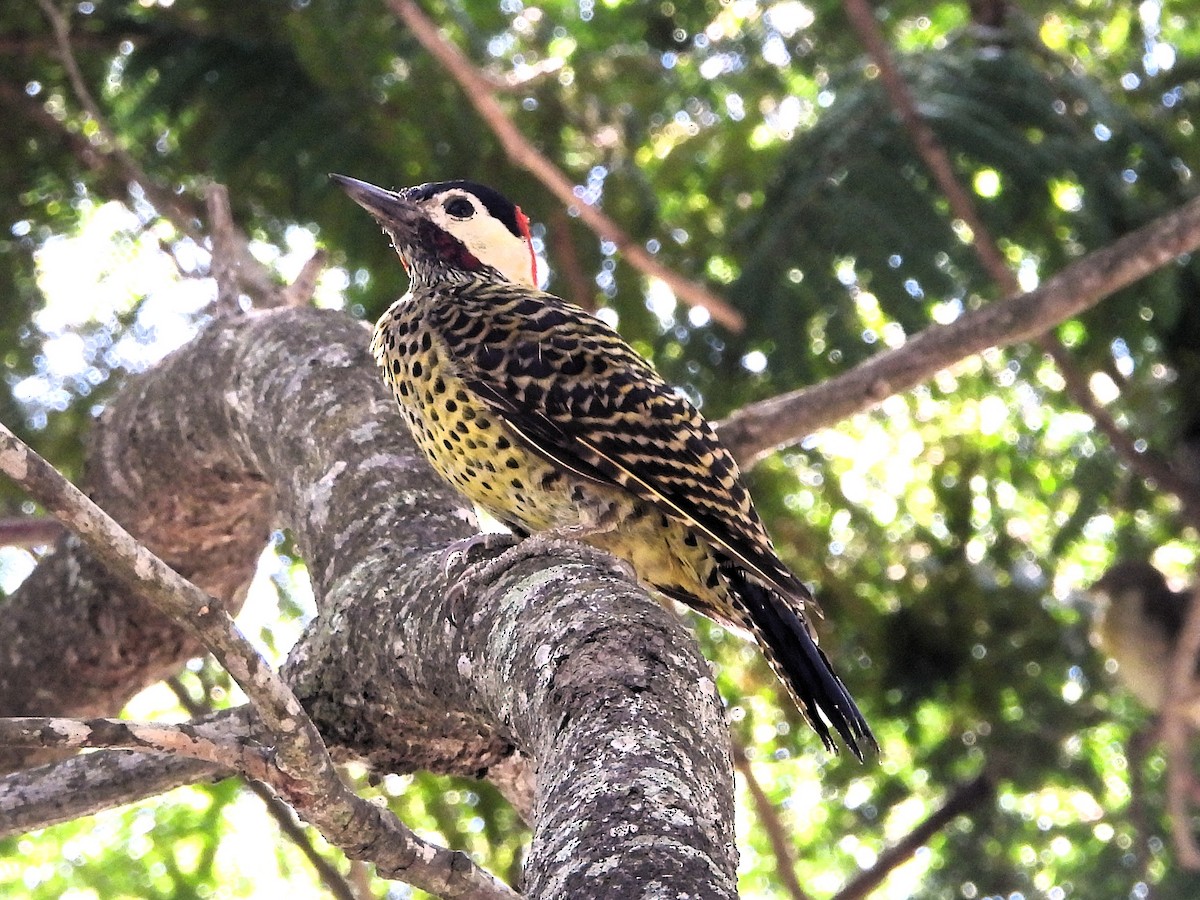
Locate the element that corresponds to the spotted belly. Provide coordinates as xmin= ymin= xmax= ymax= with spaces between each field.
xmin=381 ymin=343 xmax=728 ymax=618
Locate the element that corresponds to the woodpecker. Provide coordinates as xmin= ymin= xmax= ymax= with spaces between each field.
xmin=1090 ymin=561 xmax=1200 ymax=721
xmin=332 ymin=173 xmax=874 ymax=757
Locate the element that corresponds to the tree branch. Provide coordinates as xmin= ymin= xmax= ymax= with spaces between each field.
xmin=1040 ymin=339 xmax=1200 ymax=526
xmin=1161 ymin=581 xmax=1200 ymax=868
xmin=281 ymin=249 xmax=330 ymax=308
xmin=718 ymin=192 xmax=1200 ymax=464
xmin=385 ymin=0 xmax=744 ymax=331
xmin=1 ymin=306 xmax=738 ymax=897
xmin=0 ymin=516 xmax=64 ymax=548
xmin=832 ymin=773 xmax=994 ymax=900
xmin=0 ymin=422 xmax=518 ymax=900
xmin=836 ymin=0 xmax=1200 ymax=522
xmin=546 ymin=207 xmax=596 ymax=311
xmin=0 ymin=707 xmax=248 ymax=839
xmin=0 ymin=749 xmax=226 ymax=839
xmin=165 ymin=676 xmax=362 ymax=900
xmin=733 ymin=746 xmax=814 ymax=900
xmin=841 ymin=0 xmax=1012 ymax=287
xmin=0 ymin=715 xmax=270 ymax=776
xmin=203 ymin=182 xmax=285 ymax=310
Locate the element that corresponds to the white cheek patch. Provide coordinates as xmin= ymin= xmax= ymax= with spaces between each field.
xmin=430 ymin=203 xmax=536 ymax=287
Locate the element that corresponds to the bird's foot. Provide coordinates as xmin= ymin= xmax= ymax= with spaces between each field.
xmin=446 ymin=528 xmax=629 ymax=606
xmin=439 ymin=531 xmax=521 ymax=579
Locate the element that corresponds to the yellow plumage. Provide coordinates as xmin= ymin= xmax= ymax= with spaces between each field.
xmin=339 ymin=173 xmax=873 ymax=756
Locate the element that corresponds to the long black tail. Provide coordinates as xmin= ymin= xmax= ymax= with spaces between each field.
xmin=724 ymin=563 xmax=875 ymax=760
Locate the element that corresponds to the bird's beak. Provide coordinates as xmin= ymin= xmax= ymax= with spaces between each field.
xmin=329 ymin=174 xmax=418 ymax=231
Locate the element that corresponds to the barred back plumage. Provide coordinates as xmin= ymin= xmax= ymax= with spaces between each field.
xmin=334 ymin=173 xmax=874 ymax=758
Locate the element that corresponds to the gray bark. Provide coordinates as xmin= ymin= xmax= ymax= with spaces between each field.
xmin=0 ymin=307 xmax=738 ymax=897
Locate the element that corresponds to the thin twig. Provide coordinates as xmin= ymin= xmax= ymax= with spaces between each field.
xmin=733 ymin=746 xmax=814 ymax=900
xmin=1161 ymin=580 xmax=1200 ymax=868
xmin=37 ymin=0 xmax=201 ymax=239
xmin=841 ymin=0 xmax=1011 ymax=287
xmin=1125 ymin=723 xmax=1159 ymax=881
xmin=1040 ymin=339 xmax=1200 ymax=527
xmin=281 ymin=249 xmax=329 ymax=308
xmin=349 ymin=860 xmax=376 ymax=899
xmin=0 ymin=79 xmax=110 ymax=179
xmin=386 ymin=0 xmax=744 ymax=331
xmin=206 ymin=183 xmax=249 ymax=314
xmin=0 ymin=422 xmax=518 ymax=900
xmin=0 ymin=516 xmax=65 ymax=548
xmin=165 ymin=677 xmax=361 ymax=900
xmin=832 ymin=773 xmax=994 ymax=900
xmin=484 ymin=56 xmax=566 ymax=92
xmin=203 ymin=183 xmax=284 ymax=309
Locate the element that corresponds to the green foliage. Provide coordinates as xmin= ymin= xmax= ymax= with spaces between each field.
xmin=5 ymin=0 xmax=1200 ymax=897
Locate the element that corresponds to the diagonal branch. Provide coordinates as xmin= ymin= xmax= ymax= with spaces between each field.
xmin=386 ymin=0 xmax=744 ymax=331
xmin=832 ymin=772 xmax=994 ymax=900
xmin=0 ymin=739 xmax=231 ymax=839
xmin=718 ymin=193 xmax=1200 ymax=463
xmin=1042 ymin=340 xmax=1200 ymax=526
xmin=0 ymin=422 xmax=518 ymax=900
xmin=841 ymin=0 xmax=1011 ymax=287
xmin=837 ymin=0 xmax=1200 ymax=520
xmin=166 ymin=677 xmax=361 ymax=900
xmin=37 ymin=0 xmax=201 ymax=239
xmin=733 ymin=745 xmax=814 ymax=900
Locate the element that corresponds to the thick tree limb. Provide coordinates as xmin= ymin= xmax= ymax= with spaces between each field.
xmin=0 ymin=420 xmax=519 ymax=900
xmin=386 ymin=0 xmax=745 ymax=331
xmin=718 ymin=193 xmax=1200 ymax=464
xmin=288 ymin=537 xmax=738 ymax=897
xmin=0 ymin=307 xmax=737 ymax=897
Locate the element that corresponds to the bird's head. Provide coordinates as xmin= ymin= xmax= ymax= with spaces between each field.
xmin=331 ymin=174 xmax=538 ymax=288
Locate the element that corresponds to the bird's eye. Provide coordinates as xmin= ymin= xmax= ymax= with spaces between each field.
xmin=443 ymin=197 xmax=475 ymax=219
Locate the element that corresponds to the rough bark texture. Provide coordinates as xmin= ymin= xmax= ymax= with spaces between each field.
xmin=0 ymin=307 xmax=738 ymax=897
xmin=290 ymin=546 xmax=737 ymax=896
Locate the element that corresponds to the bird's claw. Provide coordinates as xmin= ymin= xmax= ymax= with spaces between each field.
xmin=442 ymin=532 xmax=522 ymax=622
xmin=439 ymin=531 xmax=520 ymax=579
xmin=446 ymin=532 xmax=625 ymax=613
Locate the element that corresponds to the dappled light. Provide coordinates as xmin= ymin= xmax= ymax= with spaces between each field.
xmin=3 ymin=0 xmax=1200 ymax=898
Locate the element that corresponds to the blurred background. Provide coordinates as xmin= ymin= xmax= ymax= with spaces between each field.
xmin=3 ymin=0 xmax=1200 ymax=897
